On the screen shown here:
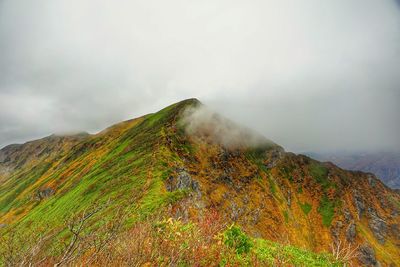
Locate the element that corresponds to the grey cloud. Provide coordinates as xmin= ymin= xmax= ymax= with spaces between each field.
xmin=0 ymin=0 xmax=399 ymax=153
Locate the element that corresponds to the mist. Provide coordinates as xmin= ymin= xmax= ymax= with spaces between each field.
xmin=0 ymin=0 xmax=399 ymax=153
xmin=182 ymin=105 xmax=277 ymax=150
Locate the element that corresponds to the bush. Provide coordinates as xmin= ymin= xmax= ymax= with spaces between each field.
xmin=223 ymin=225 xmax=253 ymax=254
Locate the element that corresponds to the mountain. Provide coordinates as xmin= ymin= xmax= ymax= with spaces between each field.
xmin=308 ymin=152 xmax=400 ymax=189
xmin=0 ymin=99 xmax=399 ymax=266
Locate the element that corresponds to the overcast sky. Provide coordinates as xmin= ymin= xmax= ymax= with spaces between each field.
xmin=0 ymin=0 xmax=399 ymax=153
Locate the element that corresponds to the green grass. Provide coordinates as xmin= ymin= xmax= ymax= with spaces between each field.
xmin=283 ymin=210 xmax=289 ymax=223
xmin=388 ymin=195 xmax=400 ymax=210
xmin=268 ymin=175 xmax=277 ymax=196
xmin=0 ymin=99 xmax=194 ymax=234
xmin=0 ymin=162 xmax=52 ymax=212
xmin=255 ymin=239 xmax=340 ymax=266
xmin=309 ymin=162 xmax=332 ymax=190
xmin=297 ymin=186 xmax=303 ymax=194
xmin=318 ymin=195 xmax=336 ymax=227
xmin=222 ymin=226 xmax=339 ymax=266
xmin=299 ymin=202 xmax=312 ymax=215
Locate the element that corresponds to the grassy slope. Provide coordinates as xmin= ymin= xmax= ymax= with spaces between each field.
xmin=0 ymin=101 xmax=184 ymax=227
xmin=0 ymin=99 xmax=398 ymax=266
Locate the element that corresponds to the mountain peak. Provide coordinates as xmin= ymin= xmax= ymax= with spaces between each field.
xmin=176 ymin=98 xmax=202 ymax=106
xmin=165 ymin=98 xmax=202 ymax=114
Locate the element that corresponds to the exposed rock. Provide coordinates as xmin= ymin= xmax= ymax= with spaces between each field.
xmin=171 ymin=203 xmax=189 ymax=221
xmin=286 ymin=189 xmax=292 ymax=207
xmin=353 ymin=191 xmax=365 ymax=219
xmin=166 ymin=169 xmax=201 ymax=195
xmin=242 ymin=195 xmax=249 ymax=205
xmin=343 ymin=208 xmax=353 ymax=222
xmin=191 ymin=180 xmax=200 ymax=192
xmin=36 ymin=187 xmax=54 ymax=200
xmin=391 ymin=209 xmax=398 ymax=217
xmin=251 ymin=208 xmax=261 ymax=224
xmin=264 ymin=148 xmax=284 ymax=169
xmin=331 ymin=221 xmax=343 ymax=240
xmin=220 ymin=149 xmax=241 ymax=163
xmin=378 ymin=196 xmax=387 ymax=209
xmin=368 ymin=208 xmax=387 ymax=244
xmin=389 ymin=224 xmax=400 ymax=239
xmin=346 ymin=223 xmax=356 ymax=242
xmin=358 ymin=244 xmax=381 ymax=267
xmin=215 ymin=174 xmax=233 ymax=186
xmin=176 ymin=172 xmax=193 ymax=190
xmin=239 ymin=175 xmax=254 ymax=185
xmin=367 ymin=174 xmax=376 ymax=188
xmin=220 ymin=149 xmax=230 ymax=163
xmin=230 ymin=202 xmax=243 ymax=221
xmin=222 ymin=192 xmax=230 ymax=201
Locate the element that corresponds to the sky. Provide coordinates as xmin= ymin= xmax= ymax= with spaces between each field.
xmin=0 ymin=0 xmax=399 ymax=153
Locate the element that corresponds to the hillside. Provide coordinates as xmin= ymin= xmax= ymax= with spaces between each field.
xmin=0 ymin=99 xmax=399 ymax=266
xmin=308 ymin=152 xmax=400 ymax=189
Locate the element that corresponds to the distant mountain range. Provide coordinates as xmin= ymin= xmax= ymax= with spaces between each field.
xmin=307 ymin=152 xmax=400 ymax=189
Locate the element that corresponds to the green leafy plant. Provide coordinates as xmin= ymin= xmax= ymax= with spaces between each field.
xmin=223 ymin=225 xmax=253 ymax=254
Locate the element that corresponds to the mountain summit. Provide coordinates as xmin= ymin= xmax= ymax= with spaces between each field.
xmin=0 ymin=99 xmax=399 ymax=266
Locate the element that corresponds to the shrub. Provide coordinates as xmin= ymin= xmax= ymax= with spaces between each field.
xmin=223 ymin=225 xmax=253 ymax=254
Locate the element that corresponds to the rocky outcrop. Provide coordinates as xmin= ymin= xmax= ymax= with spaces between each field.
xmin=368 ymin=208 xmax=387 ymax=244
xmin=230 ymin=202 xmax=244 ymax=221
xmin=166 ymin=168 xmax=200 ymax=195
xmin=353 ymin=191 xmax=365 ymax=219
xmin=343 ymin=208 xmax=353 ymax=222
xmin=358 ymin=244 xmax=380 ymax=267
xmin=35 ymin=187 xmax=55 ymax=200
xmin=264 ymin=148 xmax=285 ymax=169
xmin=286 ymin=188 xmax=292 ymax=207
xmin=215 ymin=174 xmax=234 ymax=186
xmin=367 ymin=174 xmax=377 ymax=188
xmin=346 ymin=223 xmax=356 ymax=242
xmin=331 ymin=221 xmax=343 ymax=241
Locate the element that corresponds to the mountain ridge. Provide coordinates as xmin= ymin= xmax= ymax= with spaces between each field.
xmin=0 ymin=98 xmax=399 ymax=266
